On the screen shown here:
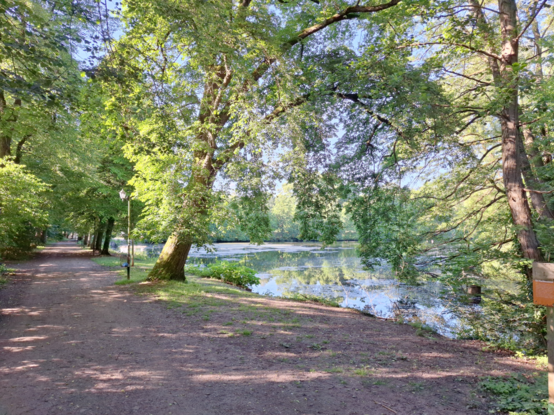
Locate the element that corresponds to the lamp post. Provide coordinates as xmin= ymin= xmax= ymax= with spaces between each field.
xmin=119 ymin=189 xmax=131 ymax=280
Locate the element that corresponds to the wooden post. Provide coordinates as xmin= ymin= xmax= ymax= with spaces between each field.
xmin=532 ymin=262 xmax=554 ymax=407
xmin=548 ymin=307 xmax=554 ymax=410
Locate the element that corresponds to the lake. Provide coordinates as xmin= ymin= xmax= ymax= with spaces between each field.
xmin=113 ymin=240 xmax=472 ymax=337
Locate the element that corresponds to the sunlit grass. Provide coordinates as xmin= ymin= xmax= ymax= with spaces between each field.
xmin=92 ymin=255 xmax=157 ymax=284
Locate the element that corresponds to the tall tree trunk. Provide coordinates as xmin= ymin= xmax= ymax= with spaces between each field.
xmin=39 ymin=229 xmax=47 ymax=244
xmin=83 ymin=233 xmax=89 ymax=246
xmin=148 ymin=234 xmax=192 ymax=281
xmin=95 ymin=221 xmax=105 ymax=252
xmin=498 ymin=0 xmax=542 ymax=266
xmin=0 ymin=136 xmax=10 ymax=159
xmin=518 ymin=132 xmax=554 ymax=220
xmin=101 ymin=217 xmax=115 ymax=255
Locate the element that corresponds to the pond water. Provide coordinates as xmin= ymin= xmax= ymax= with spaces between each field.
xmin=112 ymin=240 xmax=471 ymax=337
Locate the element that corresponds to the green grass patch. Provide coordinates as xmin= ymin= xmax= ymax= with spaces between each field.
xmin=92 ymin=256 xmax=157 ymax=268
xmin=353 ymin=368 xmax=371 ymax=376
xmin=407 ymin=321 xmax=437 ymax=337
xmin=93 ymin=256 xmax=157 ymax=285
xmin=480 ymin=373 xmax=547 ymax=414
xmin=282 ymin=293 xmax=341 ymax=307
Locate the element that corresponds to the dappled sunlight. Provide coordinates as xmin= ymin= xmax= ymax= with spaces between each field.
xmin=9 ymin=335 xmax=48 ymax=342
xmin=3 ymin=346 xmax=35 ymax=352
xmin=2 ymin=307 xmax=45 ymax=316
xmin=0 ymin=361 xmax=40 ymax=373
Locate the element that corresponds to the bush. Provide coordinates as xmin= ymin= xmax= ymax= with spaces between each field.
xmin=186 ymin=261 xmax=259 ymax=289
xmin=0 ymin=162 xmax=48 ymax=258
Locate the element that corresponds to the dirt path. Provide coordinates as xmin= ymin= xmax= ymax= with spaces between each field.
xmin=0 ymin=242 xmax=538 ymax=415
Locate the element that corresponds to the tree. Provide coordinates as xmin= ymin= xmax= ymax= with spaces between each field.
xmin=108 ymin=0 xmax=402 ymax=280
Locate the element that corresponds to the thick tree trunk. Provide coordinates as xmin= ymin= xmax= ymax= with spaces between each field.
xmin=95 ymin=221 xmax=105 ymax=252
xmin=498 ymin=0 xmax=542 ymax=267
xmin=0 ymin=136 xmax=10 ymax=159
xmin=39 ymin=229 xmax=47 ymax=244
xmin=148 ymin=234 xmax=192 ymax=281
xmin=101 ymin=217 xmax=115 ymax=255
xmin=518 ymin=133 xmax=554 ymax=220
xmin=83 ymin=234 xmax=89 ymax=246
xmin=502 ymin=117 xmax=541 ymax=262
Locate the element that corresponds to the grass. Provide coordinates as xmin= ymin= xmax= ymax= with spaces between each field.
xmin=353 ymin=368 xmax=371 ymax=376
xmin=282 ymin=293 xmax=341 ymax=307
xmin=0 ymin=264 xmax=14 ymax=287
xmin=92 ymin=256 xmax=156 ymax=284
xmin=407 ymin=321 xmax=438 ymax=338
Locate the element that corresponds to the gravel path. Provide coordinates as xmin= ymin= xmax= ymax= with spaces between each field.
xmin=0 ymin=242 xmax=539 ymax=415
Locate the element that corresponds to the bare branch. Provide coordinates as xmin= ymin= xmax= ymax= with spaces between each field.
xmin=523 ymin=187 xmax=554 ymax=194
xmin=287 ymin=0 xmax=401 ymax=47
xmin=399 ymin=42 xmax=501 ymax=61
xmin=514 ymin=0 xmax=547 ymax=42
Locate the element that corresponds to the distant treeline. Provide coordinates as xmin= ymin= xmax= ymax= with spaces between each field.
xmin=211 ymin=184 xmax=358 ymax=243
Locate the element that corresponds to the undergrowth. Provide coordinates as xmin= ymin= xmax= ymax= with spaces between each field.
xmin=480 ymin=373 xmax=547 ymax=414
xmin=0 ymin=263 xmax=10 ymax=286
xmin=186 ymin=261 xmax=259 ymax=289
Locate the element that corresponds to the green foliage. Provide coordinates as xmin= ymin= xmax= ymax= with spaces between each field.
xmin=346 ymin=186 xmax=424 ymax=281
xmin=0 ymin=263 xmax=9 ymax=286
xmin=187 ymin=261 xmax=260 ymax=289
xmin=293 ymin=171 xmax=345 ymax=245
xmin=211 ymin=184 xmax=357 ymax=242
xmin=455 ymin=281 xmax=546 ymax=354
xmin=480 ymin=373 xmax=547 ymax=415
xmin=229 ymin=193 xmax=272 ymax=245
xmin=0 ymin=162 xmax=48 ymax=258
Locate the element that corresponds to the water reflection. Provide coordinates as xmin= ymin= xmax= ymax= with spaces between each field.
xmin=110 ymin=240 xmax=464 ymax=337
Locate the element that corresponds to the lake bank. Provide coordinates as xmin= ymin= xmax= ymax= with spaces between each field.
xmin=108 ymin=240 xmax=491 ymax=337
xmin=88 ymin=243 xmax=547 ymax=414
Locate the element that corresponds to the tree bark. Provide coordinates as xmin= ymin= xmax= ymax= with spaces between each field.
xmin=0 ymin=136 xmax=10 ymax=159
xmin=101 ymin=217 xmax=115 ymax=255
xmin=148 ymin=234 xmax=192 ymax=281
xmin=83 ymin=233 xmax=89 ymax=246
xmin=518 ymin=132 xmax=554 ymax=220
xmin=39 ymin=229 xmax=47 ymax=244
xmin=94 ymin=221 xmax=105 ymax=252
xmin=497 ymin=0 xmax=542 ymax=266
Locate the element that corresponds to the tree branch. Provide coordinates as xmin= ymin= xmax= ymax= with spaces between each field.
xmin=14 ymin=134 xmax=31 ymax=164
xmin=514 ymin=0 xmax=547 ymax=43
xmin=523 ymin=188 xmax=554 ymax=194
xmin=334 ymin=92 xmax=409 ymax=141
xmin=213 ymin=95 xmax=309 ymax=170
xmin=287 ymin=0 xmax=400 ymax=47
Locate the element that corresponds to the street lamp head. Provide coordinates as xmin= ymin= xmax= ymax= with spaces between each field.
xmin=119 ymin=189 xmax=127 ymax=201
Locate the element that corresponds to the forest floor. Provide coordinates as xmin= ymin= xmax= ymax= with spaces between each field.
xmin=0 ymin=241 xmax=545 ymax=415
